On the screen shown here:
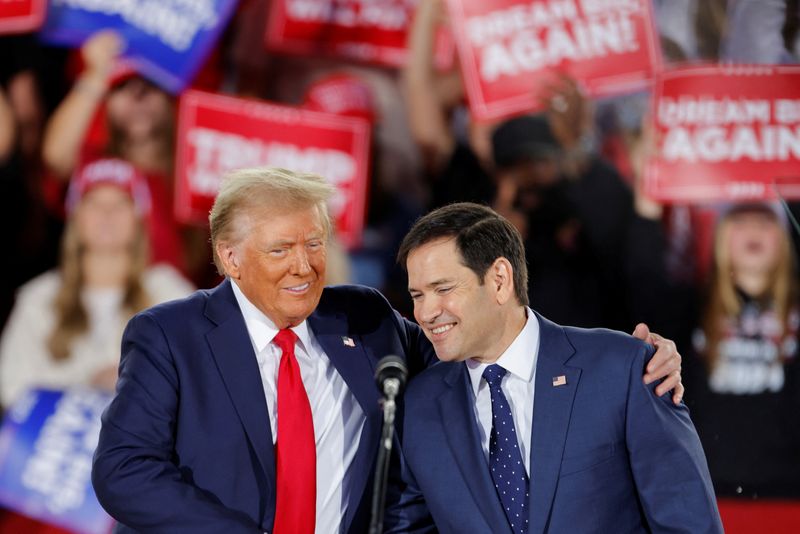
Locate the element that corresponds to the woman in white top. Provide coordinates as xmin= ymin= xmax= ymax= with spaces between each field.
xmin=0 ymin=158 xmax=194 ymax=408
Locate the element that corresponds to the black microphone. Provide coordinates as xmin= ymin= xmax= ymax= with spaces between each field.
xmin=369 ymin=355 xmax=408 ymax=534
xmin=375 ymin=355 xmax=408 ymax=397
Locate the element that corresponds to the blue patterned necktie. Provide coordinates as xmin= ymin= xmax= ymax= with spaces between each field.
xmin=483 ymin=364 xmax=529 ymax=534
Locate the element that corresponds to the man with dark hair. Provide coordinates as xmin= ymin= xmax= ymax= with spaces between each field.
xmin=387 ymin=202 xmax=722 ymax=533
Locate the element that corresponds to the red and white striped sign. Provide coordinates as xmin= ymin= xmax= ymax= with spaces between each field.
xmin=175 ymin=90 xmax=371 ymax=248
xmin=645 ymin=65 xmax=800 ymax=203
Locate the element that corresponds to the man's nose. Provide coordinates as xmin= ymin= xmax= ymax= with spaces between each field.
xmin=416 ymin=296 xmax=441 ymax=324
xmin=289 ymin=248 xmax=312 ymax=275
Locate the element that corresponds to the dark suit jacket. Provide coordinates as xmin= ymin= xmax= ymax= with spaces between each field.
xmin=92 ymin=280 xmax=435 ymax=533
xmin=386 ymin=313 xmax=723 ymax=534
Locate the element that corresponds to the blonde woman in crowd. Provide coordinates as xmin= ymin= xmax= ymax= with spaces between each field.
xmin=0 ymin=158 xmax=193 ymax=408
xmin=627 ymin=194 xmax=800 ymax=497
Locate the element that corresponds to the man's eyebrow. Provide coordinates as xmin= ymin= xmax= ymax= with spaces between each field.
xmin=408 ymin=278 xmax=454 ymax=292
xmin=263 ymin=239 xmax=294 ymax=249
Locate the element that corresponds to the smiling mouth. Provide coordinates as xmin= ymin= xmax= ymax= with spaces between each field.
xmin=430 ymin=323 xmax=455 ymax=337
xmin=285 ymin=282 xmax=311 ymax=294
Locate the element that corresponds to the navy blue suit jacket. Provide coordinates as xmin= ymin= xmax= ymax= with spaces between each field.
xmin=92 ymin=280 xmax=435 ymax=533
xmin=386 ymin=313 xmax=723 ymax=534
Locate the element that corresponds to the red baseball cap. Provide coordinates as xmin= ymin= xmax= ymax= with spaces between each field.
xmin=66 ymin=158 xmax=152 ymax=216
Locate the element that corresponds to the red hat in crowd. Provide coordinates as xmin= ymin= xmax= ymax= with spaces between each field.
xmin=107 ymin=59 xmax=140 ymax=89
xmin=66 ymin=158 xmax=152 ymax=217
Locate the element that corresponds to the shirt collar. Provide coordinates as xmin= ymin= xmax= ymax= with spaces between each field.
xmin=466 ymin=307 xmax=540 ymax=396
xmin=230 ymin=279 xmax=313 ymax=354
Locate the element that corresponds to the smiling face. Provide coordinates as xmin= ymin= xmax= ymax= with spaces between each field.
xmin=407 ymin=238 xmax=514 ymax=363
xmin=220 ymin=204 xmax=327 ymax=328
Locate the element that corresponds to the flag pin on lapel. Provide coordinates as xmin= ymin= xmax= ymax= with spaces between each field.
xmin=342 ymin=336 xmax=356 ymax=347
xmin=552 ymin=375 xmax=567 ymax=387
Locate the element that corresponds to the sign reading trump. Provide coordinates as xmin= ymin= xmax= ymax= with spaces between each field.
xmin=645 ymin=65 xmax=800 ymax=203
xmin=0 ymin=388 xmax=113 ymax=534
xmin=446 ymin=0 xmax=661 ymax=121
xmin=0 ymin=0 xmax=46 ymax=33
xmin=39 ymin=0 xmax=238 ymax=93
xmin=175 ymin=90 xmax=371 ymax=249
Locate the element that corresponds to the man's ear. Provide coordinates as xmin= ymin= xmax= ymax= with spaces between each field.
xmin=490 ymin=257 xmax=515 ymax=305
xmin=216 ymin=241 xmax=241 ymax=279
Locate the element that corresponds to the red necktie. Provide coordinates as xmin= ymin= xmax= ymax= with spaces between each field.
xmin=272 ymin=329 xmax=316 ymax=534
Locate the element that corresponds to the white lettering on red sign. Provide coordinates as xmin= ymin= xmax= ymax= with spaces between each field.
xmin=464 ymin=0 xmax=642 ymax=82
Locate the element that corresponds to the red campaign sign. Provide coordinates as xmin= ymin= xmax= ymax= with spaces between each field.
xmin=0 ymin=0 xmax=46 ymax=34
xmin=446 ymin=0 xmax=661 ymax=121
xmin=265 ymin=0 xmax=453 ymax=68
xmin=645 ymin=65 xmax=800 ymax=203
xmin=175 ymin=90 xmax=371 ymax=249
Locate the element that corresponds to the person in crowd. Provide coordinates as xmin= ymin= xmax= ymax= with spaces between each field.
xmin=385 ymin=202 xmax=721 ymax=533
xmin=489 ymin=110 xmax=634 ymax=330
xmin=0 ymin=36 xmax=65 ymax=332
xmin=404 ymin=0 xmax=494 ymax=206
xmin=92 ymin=167 xmax=682 ymax=534
xmin=627 ymin=181 xmax=800 ymax=497
xmin=41 ymin=30 xmax=211 ymax=283
xmin=0 ymin=157 xmax=193 ymax=408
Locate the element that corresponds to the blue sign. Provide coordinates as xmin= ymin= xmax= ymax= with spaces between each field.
xmin=39 ymin=0 xmax=239 ymax=93
xmin=0 ymin=388 xmax=114 ymax=534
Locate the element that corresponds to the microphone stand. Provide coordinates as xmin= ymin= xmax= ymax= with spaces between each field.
xmin=368 ymin=377 xmax=400 ymax=534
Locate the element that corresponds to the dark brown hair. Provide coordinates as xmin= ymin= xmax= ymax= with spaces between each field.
xmin=398 ymin=202 xmax=529 ymax=306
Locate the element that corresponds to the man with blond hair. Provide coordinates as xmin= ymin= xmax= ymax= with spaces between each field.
xmin=93 ymin=167 xmax=683 ymax=533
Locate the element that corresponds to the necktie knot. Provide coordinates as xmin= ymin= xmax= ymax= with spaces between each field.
xmin=483 ymin=364 xmax=507 ymax=388
xmin=273 ymin=329 xmax=298 ymax=354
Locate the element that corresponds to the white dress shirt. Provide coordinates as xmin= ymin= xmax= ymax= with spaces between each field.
xmin=231 ymin=281 xmax=364 ymax=534
xmin=466 ymin=308 xmax=539 ymax=476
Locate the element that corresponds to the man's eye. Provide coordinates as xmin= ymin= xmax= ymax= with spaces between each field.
xmin=436 ymin=287 xmax=452 ymax=294
xmin=410 ymin=294 xmax=422 ymax=301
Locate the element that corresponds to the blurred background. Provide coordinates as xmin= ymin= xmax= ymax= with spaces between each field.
xmin=0 ymin=0 xmax=798 ymax=532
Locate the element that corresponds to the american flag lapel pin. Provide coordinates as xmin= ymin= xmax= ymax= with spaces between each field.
xmin=552 ymin=375 xmax=567 ymax=387
xmin=342 ymin=336 xmax=356 ymax=347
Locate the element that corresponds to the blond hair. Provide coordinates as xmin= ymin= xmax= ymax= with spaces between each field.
xmin=702 ymin=209 xmax=797 ymax=369
xmin=209 ymin=167 xmax=334 ymax=274
xmin=47 ymin=211 xmax=151 ymax=361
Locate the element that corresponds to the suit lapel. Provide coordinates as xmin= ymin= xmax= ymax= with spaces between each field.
xmin=308 ymin=309 xmax=381 ymax=534
xmin=204 ymin=280 xmax=275 ymax=491
xmin=438 ymin=363 xmax=512 ymax=534
xmin=527 ymin=314 xmax=581 ymax=534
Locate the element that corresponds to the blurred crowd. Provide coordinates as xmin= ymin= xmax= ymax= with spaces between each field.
xmin=0 ymin=0 xmax=799 ymax=529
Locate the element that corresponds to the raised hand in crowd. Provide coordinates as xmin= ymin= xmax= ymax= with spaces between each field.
xmin=42 ymin=30 xmax=124 ymax=178
xmin=538 ymin=73 xmax=594 ymax=176
xmin=404 ymin=0 xmax=463 ymax=172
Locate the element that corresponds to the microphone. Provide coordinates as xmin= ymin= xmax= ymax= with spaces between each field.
xmin=375 ymin=355 xmax=408 ymax=399
xmin=369 ymin=355 xmax=408 ymax=534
